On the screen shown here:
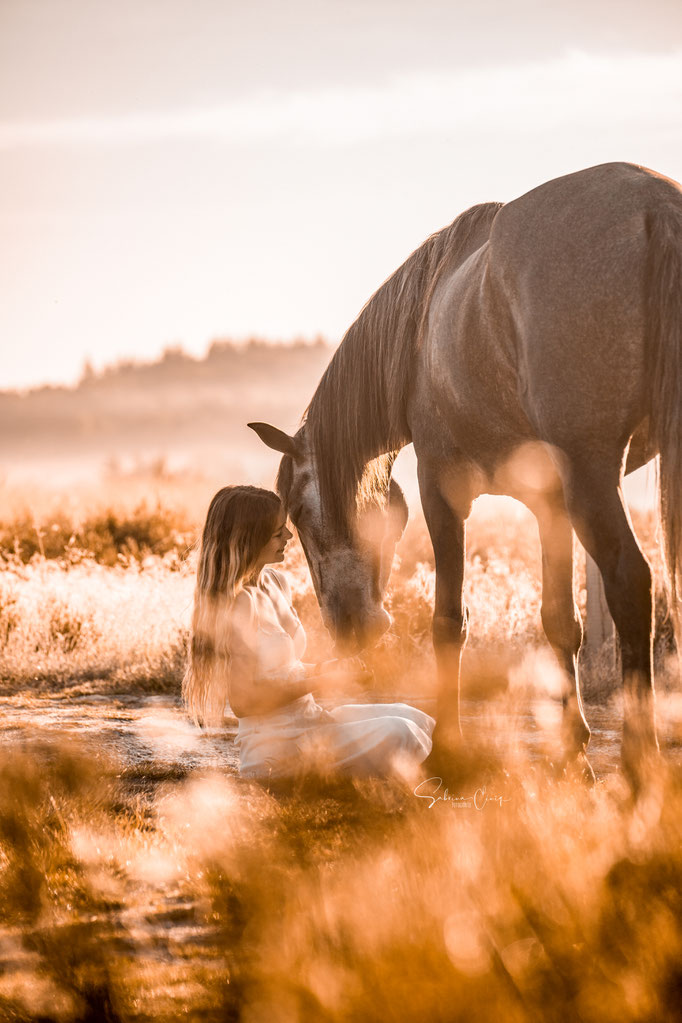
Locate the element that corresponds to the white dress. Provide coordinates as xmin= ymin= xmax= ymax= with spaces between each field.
xmin=232 ymin=567 xmax=435 ymax=780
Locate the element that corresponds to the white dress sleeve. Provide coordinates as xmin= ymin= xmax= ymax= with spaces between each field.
xmin=265 ymin=567 xmax=294 ymax=604
xmin=229 ymin=584 xmax=309 ymax=716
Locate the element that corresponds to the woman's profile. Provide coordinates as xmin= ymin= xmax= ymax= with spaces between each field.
xmin=183 ymin=485 xmax=434 ymax=781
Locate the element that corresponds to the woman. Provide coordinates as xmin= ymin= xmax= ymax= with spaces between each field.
xmin=183 ymin=485 xmax=434 ymax=780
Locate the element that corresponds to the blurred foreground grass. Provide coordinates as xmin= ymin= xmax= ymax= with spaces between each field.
xmin=0 ymin=737 xmax=681 ymax=1022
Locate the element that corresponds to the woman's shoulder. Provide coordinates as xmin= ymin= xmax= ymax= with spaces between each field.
xmin=261 ymin=566 xmax=292 ymax=600
xmin=232 ymin=587 xmax=257 ymax=629
xmin=229 ymin=588 xmax=263 ymax=656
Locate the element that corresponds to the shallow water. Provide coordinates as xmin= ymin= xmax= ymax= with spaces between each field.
xmin=0 ymin=691 xmax=241 ymax=773
xmin=0 ymin=689 xmax=679 ymax=778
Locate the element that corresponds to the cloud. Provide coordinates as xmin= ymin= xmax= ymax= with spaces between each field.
xmin=0 ymin=49 xmax=680 ymax=151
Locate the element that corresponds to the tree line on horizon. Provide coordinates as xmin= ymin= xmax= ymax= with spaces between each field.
xmin=0 ymin=337 xmax=335 ymax=454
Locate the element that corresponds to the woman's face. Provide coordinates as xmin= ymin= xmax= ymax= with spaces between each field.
xmin=257 ymin=509 xmax=293 ymax=566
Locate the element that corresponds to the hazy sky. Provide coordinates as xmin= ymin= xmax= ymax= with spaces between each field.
xmin=1 ymin=0 xmax=681 ymax=389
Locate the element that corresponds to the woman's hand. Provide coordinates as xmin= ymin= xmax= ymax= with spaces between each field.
xmin=334 ymin=656 xmax=373 ymax=684
xmin=307 ymin=656 xmax=374 ymax=696
xmin=306 ymin=656 xmax=368 ymax=679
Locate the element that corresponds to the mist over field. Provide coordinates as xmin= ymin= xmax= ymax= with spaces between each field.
xmin=0 ymin=335 xmax=656 ymax=518
xmin=0 ymin=337 xmax=334 ymax=487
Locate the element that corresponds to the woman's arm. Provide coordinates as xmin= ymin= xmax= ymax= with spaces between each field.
xmin=301 ymin=657 xmax=373 ymax=698
xmin=229 ymin=658 xmax=314 ymax=717
xmin=229 ymin=655 xmax=368 ymax=717
xmin=227 ymin=589 xmax=314 ymax=718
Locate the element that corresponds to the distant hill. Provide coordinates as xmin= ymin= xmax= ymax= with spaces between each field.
xmin=0 ymin=338 xmax=336 ymax=481
xmin=0 ymin=335 xmax=656 ymax=510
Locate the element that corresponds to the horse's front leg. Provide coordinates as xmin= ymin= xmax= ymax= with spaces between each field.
xmin=532 ymin=493 xmax=593 ymax=781
xmin=417 ymin=458 xmax=472 ymax=769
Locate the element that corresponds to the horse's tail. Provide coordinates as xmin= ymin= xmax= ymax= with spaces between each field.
xmin=648 ymin=194 xmax=682 ymax=619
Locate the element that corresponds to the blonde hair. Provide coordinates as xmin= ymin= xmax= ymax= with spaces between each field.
xmin=182 ymin=485 xmax=282 ymax=726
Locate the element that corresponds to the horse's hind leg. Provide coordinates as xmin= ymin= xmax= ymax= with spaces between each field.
xmin=563 ymin=460 xmax=660 ymax=787
xmin=531 ymin=491 xmax=592 ymax=778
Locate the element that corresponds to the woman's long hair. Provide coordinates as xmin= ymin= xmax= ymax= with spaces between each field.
xmin=183 ymin=485 xmax=282 ymax=726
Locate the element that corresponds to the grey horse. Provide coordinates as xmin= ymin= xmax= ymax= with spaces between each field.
xmin=249 ymin=161 xmax=682 ymax=785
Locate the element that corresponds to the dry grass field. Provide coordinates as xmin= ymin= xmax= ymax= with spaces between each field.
xmin=0 ymin=471 xmax=681 ymax=1021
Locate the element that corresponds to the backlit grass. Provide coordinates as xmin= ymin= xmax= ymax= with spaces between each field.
xmin=0 ymin=736 xmax=680 ymax=1022
xmin=0 ymin=488 xmax=680 ymax=1020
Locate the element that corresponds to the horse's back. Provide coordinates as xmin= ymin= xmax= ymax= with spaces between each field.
xmin=487 ymin=162 xmax=682 ymax=458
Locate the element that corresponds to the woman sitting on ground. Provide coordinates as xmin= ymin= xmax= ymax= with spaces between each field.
xmin=182 ymin=484 xmax=434 ymax=781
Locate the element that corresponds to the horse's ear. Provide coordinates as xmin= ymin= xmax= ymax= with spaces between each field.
xmin=248 ymin=422 xmax=301 ymax=459
xmin=387 ymin=479 xmax=409 ymax=540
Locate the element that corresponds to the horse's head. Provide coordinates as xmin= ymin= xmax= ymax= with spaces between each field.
xmin=248 ymin=422 xmax=408 ymax=653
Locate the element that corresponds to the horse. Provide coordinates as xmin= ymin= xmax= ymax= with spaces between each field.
xmin=249 ymin=161 xmax=682 ymax=786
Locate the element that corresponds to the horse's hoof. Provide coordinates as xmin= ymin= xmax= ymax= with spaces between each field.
xmin=421 ymin=740 xmax=502 ymax=793
xmin=620 ymin=744 xmax=665 ymax=799
xmin=420 ymin=748 xmax=457 ymax=786
xmin=578 ymin=753 xmax=596 ymax=786
xmin=548 ymin=752 xmax=596 ymax=786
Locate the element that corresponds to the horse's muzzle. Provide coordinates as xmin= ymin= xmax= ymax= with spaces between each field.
xmin=331 ymin=605 xmax=392 ymax=654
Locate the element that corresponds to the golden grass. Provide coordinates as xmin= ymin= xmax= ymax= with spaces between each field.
xmin=0 ymin=491 xmax=676 ymax=699
xmin=0 ymin=554 xmax=191 ymax=691
xmin=0 ymin=485 xmax=680 ymax=1019
xmin=0 ymin=501 xmax=195 ymax=565
xmin=0 ymin=736 xmax=680 ymax=1022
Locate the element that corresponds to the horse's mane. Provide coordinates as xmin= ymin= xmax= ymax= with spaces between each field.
xmin=278 ymin=201 xmax=504 ymax=534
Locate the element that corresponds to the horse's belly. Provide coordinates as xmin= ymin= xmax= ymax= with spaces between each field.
xmin=411 ymin=265 xmax=536 ymax=474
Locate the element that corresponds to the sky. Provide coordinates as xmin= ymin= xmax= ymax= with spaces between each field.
xmin=1 ymin=0 xmax=681 ymax=390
